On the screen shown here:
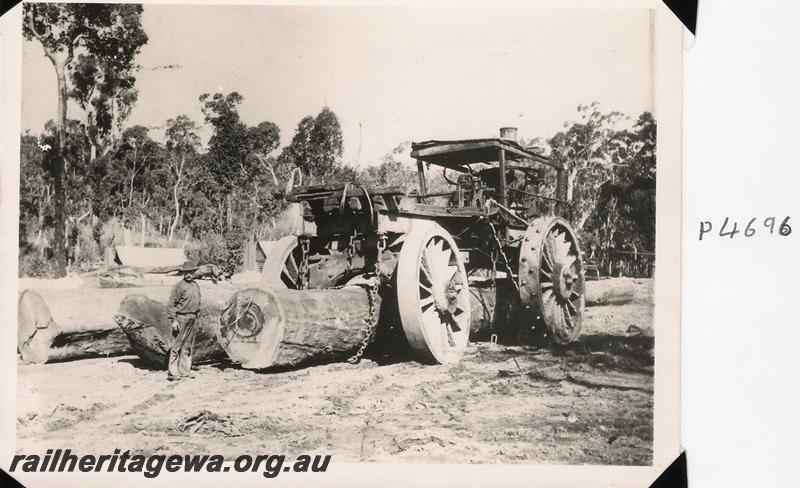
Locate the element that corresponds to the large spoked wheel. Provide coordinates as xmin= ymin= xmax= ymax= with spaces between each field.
xmin=259 ymin=236 xmax=304 ymax=289
xmin=518 ymin=217 xmax=585 ymax=345
xmin=397 ymin=223 xmax=471 ymax=364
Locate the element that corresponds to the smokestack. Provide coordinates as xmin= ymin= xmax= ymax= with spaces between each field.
xmin=499 ymin=127 xmax=518 ymax=142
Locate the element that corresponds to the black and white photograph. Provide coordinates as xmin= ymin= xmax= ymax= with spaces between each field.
xmin=2 ymin=1 xmax=684 ymax=486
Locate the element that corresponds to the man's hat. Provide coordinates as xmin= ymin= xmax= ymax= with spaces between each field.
xmin=178 ymin=260 xmax=200 ymax=273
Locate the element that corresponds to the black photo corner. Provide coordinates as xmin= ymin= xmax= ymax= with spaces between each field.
xmin=0 ymin=467 xmax=25 ymax=488
xmin=650 ymin=451 xmax=688 ymax=488
xmin=661 ymin=0 xmax=698 ymax=34
xmin=1 ymin=0 xmax=22 ymax=18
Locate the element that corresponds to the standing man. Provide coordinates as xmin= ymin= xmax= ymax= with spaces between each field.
xmin=166 ymin=260 xmax=201 ymax=381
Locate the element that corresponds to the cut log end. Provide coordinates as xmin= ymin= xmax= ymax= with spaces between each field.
xmin=218 ymin=288 xmax=284 ymax=369
xmin=18 ymin=290 xmax=56 ymax=364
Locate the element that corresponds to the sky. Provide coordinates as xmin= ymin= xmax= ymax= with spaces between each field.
xmin=21 ymin=5 xmax=654 ymax=167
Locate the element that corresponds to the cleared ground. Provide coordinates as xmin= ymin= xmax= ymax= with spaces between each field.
xmin=16 ymin=278 xmax=654 ymax=465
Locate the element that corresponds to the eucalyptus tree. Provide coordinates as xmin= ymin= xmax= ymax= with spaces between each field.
xmin=23 ymin=3 xmax=147 ymax=276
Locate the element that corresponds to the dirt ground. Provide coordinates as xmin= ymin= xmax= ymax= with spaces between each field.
xmin=16 ymin=279 xmax=654 ymax=465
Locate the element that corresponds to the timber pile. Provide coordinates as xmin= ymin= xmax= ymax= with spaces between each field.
xmin=114 ymin=291 xmax=231 ymax=369
xmin=219 ymin=286 xmax=381 ymax=370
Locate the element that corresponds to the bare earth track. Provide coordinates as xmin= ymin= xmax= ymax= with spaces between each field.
xmin=17 ymin=279 xmax=654 ymax=465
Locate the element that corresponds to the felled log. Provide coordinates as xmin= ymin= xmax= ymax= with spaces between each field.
xmin=18 ymin=288 xmax=133 ymax=363
xmin=17 ymin=285 xmax=232 ymax=364
xmin=218 ymin=286 xmax=381 ymax=370
xmin=566 ymin=371 xmax=654 ymax=393
xmin=115 ymin=292 xmax=230 ymax=369
xmin=584 ymin=278 xmax=652 ymax=306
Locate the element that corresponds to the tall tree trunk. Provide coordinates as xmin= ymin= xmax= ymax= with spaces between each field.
xmin=128 ymin=152 xmax=136 ymax=208
xmin=168 ymin=155 xmax=183 ymax=242
xmin=226 ymin=193 xmax=233 ymax=231
xmin=140 ymin=213 xmax=146 ymax=246
xmin=37 ymin=187 xmax=46 ymax=257
xmin=51 ymin=61 xmax=69 ymax=277
xmin=81 ymin=106 xmax=99 ymax=161
xmin=169 ymin=183 xmax=180 ymax=241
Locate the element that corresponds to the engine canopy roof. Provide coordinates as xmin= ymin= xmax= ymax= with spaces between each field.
xmin=410 ymin=138 xmax=560 ymax=170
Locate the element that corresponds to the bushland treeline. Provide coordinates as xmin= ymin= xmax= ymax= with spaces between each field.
xmin=20 ymin=3 xmax=655 ymax=278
